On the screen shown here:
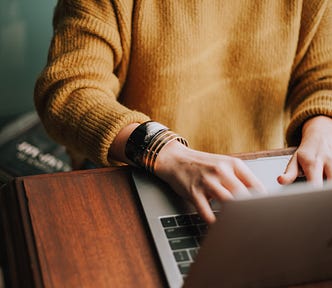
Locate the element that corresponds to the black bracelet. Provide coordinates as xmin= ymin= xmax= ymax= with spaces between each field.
xmin=125 ymin=121 xmax=169 ymax=168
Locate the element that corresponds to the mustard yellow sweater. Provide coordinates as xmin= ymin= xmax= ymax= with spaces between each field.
xmin=34 ymin=0 xmax=332 ymax=166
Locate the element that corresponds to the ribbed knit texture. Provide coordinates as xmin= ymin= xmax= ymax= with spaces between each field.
xmin=34 ymin=0 xmax=332 ymax=166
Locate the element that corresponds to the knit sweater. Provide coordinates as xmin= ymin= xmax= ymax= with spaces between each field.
xmin=34 ymin=0 xmax=332 ymax=166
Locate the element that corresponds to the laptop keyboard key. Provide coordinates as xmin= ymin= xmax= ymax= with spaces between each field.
xmin=160 ymin=213 xmax=211 ymax=279
xmin=190 ymin=213 xmax=205 ymax=224
xmin=189 ymin=248 xmax=199 ymax=260
xmin=178 ymin=263 xmax=191 ymax=275
xmin=169 ymin=237 xmax=198 ymax=250
xmin=173 ymin=250 xmax=190 ymax=262
xmin=165 ymin=226 xmax=199 ymax=239
xmin=175 ymin=215 xmax=192 ymax=226
xmin=160 ymin=217 xmax=177 ymax=227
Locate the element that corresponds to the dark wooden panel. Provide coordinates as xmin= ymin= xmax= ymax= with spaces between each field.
xmin=22 ymin=167 xmax=166 ymax=288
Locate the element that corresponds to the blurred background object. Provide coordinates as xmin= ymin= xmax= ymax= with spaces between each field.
xmin=0 ymin=1 xmax=57 ymax=287
xmin=0 ymin=0 xmax=57 ymax=126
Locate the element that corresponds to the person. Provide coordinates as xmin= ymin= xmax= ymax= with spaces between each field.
xmin=34 ymin=0 xmax=332 ymax=224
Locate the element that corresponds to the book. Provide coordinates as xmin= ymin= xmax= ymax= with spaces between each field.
xmin=0 ymin=111 xmax=71 ymax=184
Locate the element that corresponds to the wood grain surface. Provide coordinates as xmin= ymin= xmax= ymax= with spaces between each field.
xmin=23 ymin=167 xmax=166 ymax=288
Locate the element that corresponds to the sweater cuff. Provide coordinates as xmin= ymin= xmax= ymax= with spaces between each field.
xmin=78 ymin=100 xmax=150 ymax=166
xmin=286 ymin=91 xmax=332 ymax=146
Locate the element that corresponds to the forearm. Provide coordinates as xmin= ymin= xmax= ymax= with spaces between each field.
xmin=286 ymin=1 xmax=332 ymax=145
xmin=34 ymin=1 xmax=150 ymax=166
xmin=109 ymin=123 xmax=140 ymax=164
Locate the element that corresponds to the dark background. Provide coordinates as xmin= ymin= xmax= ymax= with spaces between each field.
xmin=0 ymin=0 xmax=57 ymax=127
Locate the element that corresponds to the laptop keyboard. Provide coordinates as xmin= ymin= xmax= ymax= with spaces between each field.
xmin=160 ymin=212 xmax=219 ymax=277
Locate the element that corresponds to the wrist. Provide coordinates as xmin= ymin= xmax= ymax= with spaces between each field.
xmin=123 ymin=121 xmax=188 ymax=173
xmin=302 ymin=115 xmax=332 ymax=138
xmin=109 ymin=123 xmax=140 ymax=164
xmin=153 ymin=140 xmax=191 ymax=177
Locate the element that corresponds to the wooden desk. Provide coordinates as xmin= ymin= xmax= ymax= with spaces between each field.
xmin=1 ymin=148 xmax=332 ymax=288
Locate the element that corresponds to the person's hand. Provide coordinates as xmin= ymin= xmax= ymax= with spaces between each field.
xmin=278 ymin=116 xmax=332 ymax=187
xmin=110 ymin=122 xmax=265 ymax=224
xmin=154 ymin=141 xmax=266 ymax=224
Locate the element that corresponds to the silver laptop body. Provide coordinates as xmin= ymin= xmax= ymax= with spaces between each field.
xmin=184 ymin=181 xmax=332 ymax=287
xmin=132 ymin=155 xmax=332 ymax=287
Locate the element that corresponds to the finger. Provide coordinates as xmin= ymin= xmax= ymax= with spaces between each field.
xmin=277 ymin=153 xmax=299 ymax=185
xmin=198 ymin=176 xmax=234 ymax=202
xmin=192 ymin=192 xmax=216 ymax=224
xmin=204 ymin=161 xmax=251 ymax=198
xmin=302 ymin=160 xmax=324 ymax=187
xmin=234 ymin=162 xmax=266 ymax=194
xmin=220 ymin=173 xmax=252 ymax=198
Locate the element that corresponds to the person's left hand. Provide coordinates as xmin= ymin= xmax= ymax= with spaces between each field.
xmin=278 ymin=115 xmax=332 ymax=187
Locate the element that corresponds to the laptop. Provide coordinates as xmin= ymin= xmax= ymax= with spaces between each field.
xmin=131 ymin=155 xmax=332 ymax=288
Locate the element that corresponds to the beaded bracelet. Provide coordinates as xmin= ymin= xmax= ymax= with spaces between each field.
xmin=125 ymin=121 xmax=188 ymax=172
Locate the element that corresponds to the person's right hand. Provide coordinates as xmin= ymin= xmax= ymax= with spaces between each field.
xmin=154 ymin=140 xmax=266 ymax=224
xmin=109 ymin=122 xmax=265 ymax=224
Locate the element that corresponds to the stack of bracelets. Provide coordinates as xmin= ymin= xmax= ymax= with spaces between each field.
xmin=125 ymin=121 xmax=189 ymax=173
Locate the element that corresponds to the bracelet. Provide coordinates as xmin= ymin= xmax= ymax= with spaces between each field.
xmin=125 ymin=121 xmax=188 ymax=172
xmin=125 ymin=121 xmax=168 ymax=167
xmin=143 ymin=130 xmax=188 ymax=173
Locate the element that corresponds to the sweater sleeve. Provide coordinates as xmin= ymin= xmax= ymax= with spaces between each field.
xmin=286 ymin=0 xmax=332 ymax=146
xmin=34 ymin=0 xmax=150 ymax=166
